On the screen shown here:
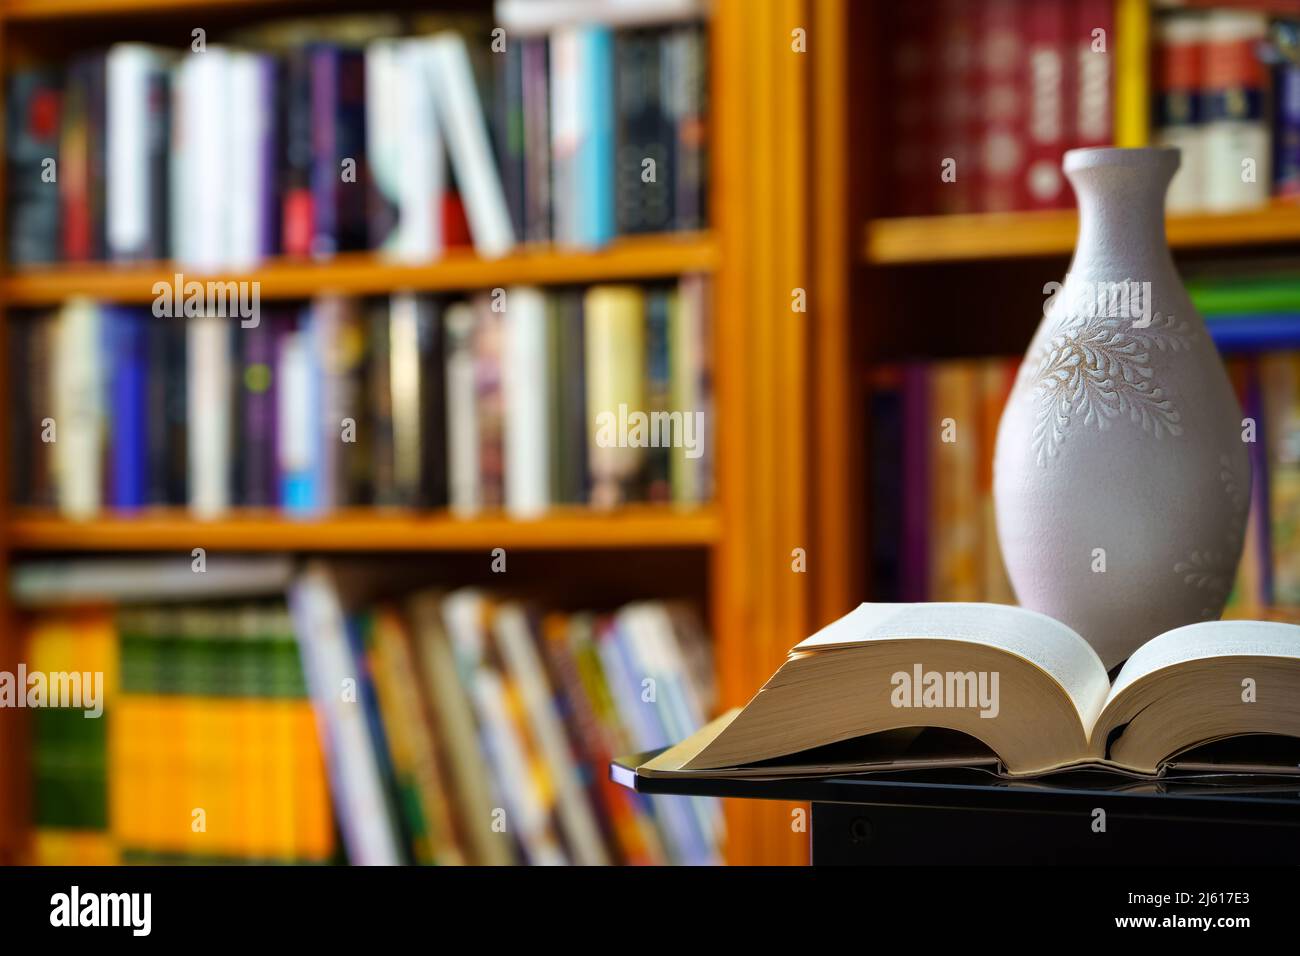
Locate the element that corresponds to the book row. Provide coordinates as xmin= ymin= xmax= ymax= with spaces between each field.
xmin=885 ymin=0 xmax=1114 ymax=217
xmin=867 ymin=350 xmax=1300 ymax=612
xmin=22 ymin=574 xmax=721 ymax=866
xmin=6 ymin=11 xmax=708 ymax=268
xmin=26 ymin=605 xmax=333 ymax=864
xmin=10 ymin=278 xmax=713 ymax=518
xmin=1154 ymin=9 xmax=1300 ymax=213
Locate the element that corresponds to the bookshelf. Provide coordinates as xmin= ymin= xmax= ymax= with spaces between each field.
xmin=820 ymin=0 xmax=1300 ymax=716
xmin=0 ymin=0 xmax=821 ymax=866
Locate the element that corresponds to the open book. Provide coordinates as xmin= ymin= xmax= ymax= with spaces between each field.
xmin=635 ymin=603 xmax=1300 ymax=780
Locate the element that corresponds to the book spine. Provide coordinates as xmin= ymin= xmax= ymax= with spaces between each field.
xmin=900 ymin=363 xmax=930 ymax=601
xmin=667 ymin=25 xmax=707 ymax=231
xmin=162 ymin=319 xmax=189 ymax=505
xmin=1022 ymin=0 xmax=1070 ymax=209
xmin=7 ymin=69 xmax=63 ymax=265
xmin=240 ymin=317 xmax=277 ymax=508
xmin=444 ymin=303 xmax=481 ymax=516
xmin=107 ymin=309 xmax=148 ymax=510
xmin=645 ymin=287 xmax=672 ymax=503
xmin=497 ymin=37 xmax=528 ymax=242
xmin=1274 ymin=60 xmax=1300 ymax=201
xmin=432 ymin=33 xmax=516 ymax=258
xmin=1201 ymin=10 xmax=1270 ymax=212
xmin=364 ymin=40 xmax=402 ymax=254
xmin=106 ymin=45 xmax=152 ymax=261
xmin=978 ymin=0 xmax=1026 ymax=213
xmin=585 ymin=286 xmax=646 ymax=508
xmin=503 ymin=287 xmax=551 ymax=517
xmin=473 ymin=295 xmax=505 ymax=510
xmin=187 ymin=315 xmax=231 ymax=517
xmin=282 ymin=48 xmax=315 ymax=258
xmin=417 ymin=299 xmax=448 ymax=509
xmin=578 ymin=27 xmax=616 ymax=246
xmin=1154 ymin=11 xmax=1206 ymax=215
xmin=53 ymin=301 xmax=105 ymax=519
xmin=936 ymin=0 xmax=979 ymax=214
xmin=60 ymin=57 xmax=94 ymax=262
xmin=1072 ymin=0 xmax=1114 ymax=150
xmin=521 ymin=37 xmax=552 ymax=243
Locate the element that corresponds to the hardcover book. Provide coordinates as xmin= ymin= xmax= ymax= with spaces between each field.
xmin=632 ymin=602 xmax=1300 ymax=781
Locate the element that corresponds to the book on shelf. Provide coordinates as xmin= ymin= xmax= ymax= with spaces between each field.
xmin=631 ymin=602 xmax=1300 ymax=782
xmin=883 ymin=0 xmax=1114 ymax=218
xmin=18 ymin=558 xmax=723 ymax=865
xmin=9 ymin=278 xmax=713 ymax=520
xmin=867 ymin=347 xmax=1300 ymax=616
xmin=6 ymin=12 xmax=709 ymax=268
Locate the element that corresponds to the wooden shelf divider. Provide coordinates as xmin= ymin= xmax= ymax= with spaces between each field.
xmin=6 ymin=507 xmax=722 ymax=552
xmin=864 ymin=205 xmax=1300 ymax=265
xmin=2 ymin=233 xmax=718 ymax=306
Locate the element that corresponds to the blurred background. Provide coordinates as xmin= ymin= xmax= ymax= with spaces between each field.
xmin=2 ymin=0 xmax=1300 ymax=866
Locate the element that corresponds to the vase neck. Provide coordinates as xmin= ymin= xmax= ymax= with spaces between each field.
xmin=1065 ymin=148 xmax=1179 ymax=283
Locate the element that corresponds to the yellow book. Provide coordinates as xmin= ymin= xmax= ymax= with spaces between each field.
xmin=585 ymin=285 xmax=647 ymax=508
xmin=928 ymin=361 xmax=982 ymax=601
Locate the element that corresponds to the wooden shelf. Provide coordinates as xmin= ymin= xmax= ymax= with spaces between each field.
xmin=6 ymin=507 xmax=721 ymax=552
xmin=864 ymin=205 xmax=1300 ymax=265
xmin=6 ymin=507 xmax=723 ymax=552
xmin=0 ymin=233 xmax=718 ymax=306
xmin=0 ymin=0 xmax=309 ymax=20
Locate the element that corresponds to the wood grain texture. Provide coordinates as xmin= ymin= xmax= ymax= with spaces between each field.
xmin=2 ymin=233 xmax=718 ymax=305
xmin=866 ymin=205 xmax=1300 ymax=264
xmin=7 ymin=508 xmax=722 ymax=552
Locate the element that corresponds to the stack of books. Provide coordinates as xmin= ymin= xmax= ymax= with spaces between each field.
xmin=9 ymin=278 xmax=712 ymax=519
xmin=5 ymin=8 xmax=708 ymax=268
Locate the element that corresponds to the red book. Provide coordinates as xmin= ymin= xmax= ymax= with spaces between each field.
xmin=979 ymin=0 xmax=1027 ymax=213
xmin=937 ymin=0 xmax=981 ymax=214
xmin=1022 ymin=0 xmax=1071 ymax=209
xmin=1073 ymin=0 xmax=1115 ymax=150
xmin=889 ymin=3 xmax=937 ymax=215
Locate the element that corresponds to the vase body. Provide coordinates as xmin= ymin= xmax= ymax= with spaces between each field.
xmin=993 ymin=147 xmax=1249 ymax=670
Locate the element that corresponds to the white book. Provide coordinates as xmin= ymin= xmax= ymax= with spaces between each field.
xmin=187 ymin=315 xmax=231 ymax=517
xmin=225 ymin=52 xmax=272 ymax=270
xmin=496 ymin=0 xmax=707 ymax=33
xmin=503 ymin=287 xmax=551 ymax=517
xmin=106 ymin=44 xmax=163 ymax=260
xmin=367 ymin=39 xmax=444 ymax=262
xmin=172 ymin=49 xmax=230 ymax=269
xmin=52 ymin=300 xmax=104 ymax=520
xmin=428 ymin=32 xmax=515 ymax=258
xmin=549 ymin=28 xmax=583 ymax=246
xmin=493 ymin=603 xmax=610 ymax=865
xmin=289 ymin=565 xmax=404 ymax=866
xmin=13 ymin=557 xmax=294 ymax=606
xmin=444 ymin=302 xmax=481 ymax=516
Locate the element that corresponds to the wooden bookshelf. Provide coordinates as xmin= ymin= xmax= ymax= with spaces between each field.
xmin=0 ymin=0 xmax=824 ymax=867
xmin=865 ymin=205 xmax=1300 ymax=265
xmin=6 ymin=508 xmax=722 ymax=552
xmin=2 ymin=233 xmax=718 ymax=306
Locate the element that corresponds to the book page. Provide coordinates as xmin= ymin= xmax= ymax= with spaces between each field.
xmin=1106 ymin=620 xmax=1300 ymax=711
xmin=797 ymin=603 xmax=1111 ymax=728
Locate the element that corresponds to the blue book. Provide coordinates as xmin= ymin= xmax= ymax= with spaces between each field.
xmin=577 ymin=27 xmax=616 ymax=247
xmin=107 ymin=309 xmax=148 ymax=510
xmin=279 ymin=308 xmax=322 ymax=514
xmin=1205 ymin=314 xmax=1300 ymax=353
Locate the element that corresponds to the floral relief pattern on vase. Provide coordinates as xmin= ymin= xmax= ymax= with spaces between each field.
xmin=1023 ymin=307 xmax=1198 ymax=466
xmin=1174 ymin=453 xmax=1250 ymax=619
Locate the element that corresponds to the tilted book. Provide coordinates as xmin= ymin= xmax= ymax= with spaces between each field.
xmin=632 ymin=602 xmax=1300 ymax=781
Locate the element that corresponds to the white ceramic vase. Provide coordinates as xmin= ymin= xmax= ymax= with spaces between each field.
xmin=993 ymin=146 xmax=1250 ymax=670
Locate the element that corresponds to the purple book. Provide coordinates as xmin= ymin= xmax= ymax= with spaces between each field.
xmin=901 ymin=363 xmax=930 ymax=601
xmin=240 ymin=316 xmax=278 ymax=508
xmin=310 ymin=45 xmax=368 ymax=258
